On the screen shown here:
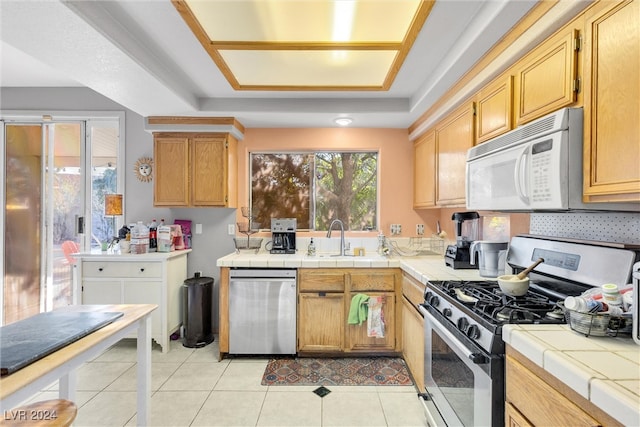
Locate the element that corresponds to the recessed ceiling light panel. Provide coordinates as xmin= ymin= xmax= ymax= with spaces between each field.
xmin=173 ymin=0 xmax=434 ymax=91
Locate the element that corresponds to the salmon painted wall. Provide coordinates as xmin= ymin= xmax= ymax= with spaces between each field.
xmin=237 ymin=127 xmax=440 ymax=237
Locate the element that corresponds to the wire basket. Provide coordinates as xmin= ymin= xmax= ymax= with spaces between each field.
xmin=237 ymin=222 xmax=261 ymax=233
xmin=387 ymin=236 xmax=445 ymax=256
xmin=233 ymin=237 xmax=263 ymax=254
xmin=566 ymin=309 xmax=632 ymax=337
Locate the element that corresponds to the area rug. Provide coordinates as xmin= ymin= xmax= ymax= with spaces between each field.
xmin=261 ymin=357 xmax=414 ymax=386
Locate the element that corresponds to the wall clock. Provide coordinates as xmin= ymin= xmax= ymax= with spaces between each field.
xmin=134 ymin=157 xmax=153 ymax=182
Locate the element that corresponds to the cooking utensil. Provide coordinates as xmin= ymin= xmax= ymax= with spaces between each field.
xmin=516 ymin=258 xmax=544 ymax=280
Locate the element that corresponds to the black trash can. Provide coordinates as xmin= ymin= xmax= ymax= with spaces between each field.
xmin=182 ymin=272 xmax=215 ymax=348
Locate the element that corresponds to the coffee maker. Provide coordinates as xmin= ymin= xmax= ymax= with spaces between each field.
xmin=270 ymin=218 xmax=296 ymax=254
xmin=444 ymin=211 xmax=480 ymax=269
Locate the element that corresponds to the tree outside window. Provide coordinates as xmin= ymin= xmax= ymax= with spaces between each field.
xmin=251 ymin=152 xmax=378 ymax=231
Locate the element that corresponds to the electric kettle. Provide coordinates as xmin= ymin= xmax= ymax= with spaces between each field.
xmin=469 ymin=241 xmax=509 ymax=278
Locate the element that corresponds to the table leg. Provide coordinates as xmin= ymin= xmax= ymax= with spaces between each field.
xmin=136 ymin=315 xmax=152 ymax=426
xmin=58 ymin=370 xmax=77 ymax=403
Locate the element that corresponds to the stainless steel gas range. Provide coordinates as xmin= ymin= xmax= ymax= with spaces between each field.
xmin=418 ymin=234 xmax=639 ymax=427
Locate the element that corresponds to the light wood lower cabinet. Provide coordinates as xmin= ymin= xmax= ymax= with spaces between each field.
xmin=79 ymin=253 xmax=189 ymax=353
xmin=505 ymin=401 xmax=533 ymax=427
xmin=298 ymin=268 xmax=402 ymax=355
xmin=401 ymin=271 xmax=425 ymax=391
xmin=298 ymin=293 xmax=345 ymax=352
xmin=505 ymin=345 xmax=622 ymax=427
xmin=347 ymin=292 xmax=395 ymax=351
xmin=401 ymin=297 xmax=424 ymax=390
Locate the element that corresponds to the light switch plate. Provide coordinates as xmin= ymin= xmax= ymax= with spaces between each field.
xmin=195 ymin=223 xmax=203 ymax=234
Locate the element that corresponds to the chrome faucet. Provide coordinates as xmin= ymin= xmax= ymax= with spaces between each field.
xmin=326 ymin=219 xmax=347 ymax=256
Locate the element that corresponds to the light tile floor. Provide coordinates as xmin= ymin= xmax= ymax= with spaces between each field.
xmin=24 ymin=338 xmax=428 ymax=426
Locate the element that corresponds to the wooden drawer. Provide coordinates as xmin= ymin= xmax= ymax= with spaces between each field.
xmin=402 ymin=272 xmax=425 ymax=308
xmin=82 ymin=261 xmax=162 ymax=279
xmin=350 ymin=269 xmax=395 ymax=292
xmin=298 ymin=269 xmax=345 ymax=292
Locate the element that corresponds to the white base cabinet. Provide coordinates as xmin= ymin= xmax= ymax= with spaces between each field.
xmin=77 ymin=251 xmax=190 ymax=353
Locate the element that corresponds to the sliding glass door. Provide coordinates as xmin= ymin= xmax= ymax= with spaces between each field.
xmin=2 ymin=117 xmax=121 ymax=325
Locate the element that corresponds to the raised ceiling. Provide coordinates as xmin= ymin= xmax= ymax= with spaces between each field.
xmin=173 ymin=0 xmax=431 ymax=91
xmin=0 ymin=1 xmax=590 ymax=129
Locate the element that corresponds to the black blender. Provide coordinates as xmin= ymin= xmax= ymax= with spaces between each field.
xmin=444 ymin=211 xmax=480 ymax=269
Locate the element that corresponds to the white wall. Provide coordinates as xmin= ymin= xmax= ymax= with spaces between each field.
xmin=1 ymin=87 xmax=236 ymax=329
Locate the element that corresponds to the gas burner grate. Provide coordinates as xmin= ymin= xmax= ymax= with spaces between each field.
xmin=429 ymin=280 xmax=565 ymax=325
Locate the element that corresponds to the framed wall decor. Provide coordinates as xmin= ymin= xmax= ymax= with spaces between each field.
xmin=134 ymin=156 xmax=153 ymax=182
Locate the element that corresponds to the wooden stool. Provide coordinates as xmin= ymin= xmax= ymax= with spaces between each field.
xmin=0 ymin=399 xmax=77 ymax=427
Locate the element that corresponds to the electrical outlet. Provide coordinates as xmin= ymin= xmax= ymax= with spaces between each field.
xmin=416 ymin=224 xmax=425 ymax=235
xmin=390 ymin=224 xmax=402 ymax=235
xmin=228 ymin=224 xmax=235 ymax=235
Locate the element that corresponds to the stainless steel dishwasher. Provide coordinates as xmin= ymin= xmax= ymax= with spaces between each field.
xmin=228 ymin=268 xmax=297 ymax=354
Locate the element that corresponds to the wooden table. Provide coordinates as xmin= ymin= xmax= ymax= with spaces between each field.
xmin=0 ymin=304 xmax=156 ymax=426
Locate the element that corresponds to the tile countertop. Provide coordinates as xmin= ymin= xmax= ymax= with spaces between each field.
xmin=503 ymin=324 xmax=640 ymax=426
xmin=216 ymin=252 xmax=488 ymax=282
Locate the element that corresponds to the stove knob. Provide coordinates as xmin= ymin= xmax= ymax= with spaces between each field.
xmin=457 ymin=317 xmax=469 ymax=332
xmin=467 ymin=324 xmax=480 ymax=339
xmin=442 ymin=308 xmax=452 ymax=317
xmin=430 ymin=295 xmax=440 ymax=307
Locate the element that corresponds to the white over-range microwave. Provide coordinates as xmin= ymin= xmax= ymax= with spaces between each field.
xmin=466 ymin=107 xmax=639 ymax=212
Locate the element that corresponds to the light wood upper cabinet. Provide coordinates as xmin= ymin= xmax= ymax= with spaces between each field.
xmin=153 ymin=136 xmax=190 ymax=207
xmin=514 ymin=27 xmax=580 ymax=125
xmin=153 ymin=132 xmax=238 ymax=207
xmin=413 ymin=130 xmax=436 ymax=208
xmin=436 ymin=102 xmax=475 ymax=206
xmin=476 ymin=75 xmax=513 ymax=143
xmin=582 ymin=0 xmax=640 ymax=202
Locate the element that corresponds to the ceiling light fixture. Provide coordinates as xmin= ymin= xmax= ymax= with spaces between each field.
xmin=333 ymin=1 xmax=356 ymax=41
xmin=334 ymin=117 xmax=353 ymax=126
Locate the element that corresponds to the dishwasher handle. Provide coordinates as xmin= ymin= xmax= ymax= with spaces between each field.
xmin=229 ymin=269 xmax=297 ymax=280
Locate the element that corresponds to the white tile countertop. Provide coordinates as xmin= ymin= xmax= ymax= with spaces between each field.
xmin=216 ymin=251 xmax=489 ymax=282
xmin=503 ymin=324 xmax=640 ymax=426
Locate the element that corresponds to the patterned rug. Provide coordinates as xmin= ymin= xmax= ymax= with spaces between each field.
xmin=261 ymin=357 xmax=414 ymax=386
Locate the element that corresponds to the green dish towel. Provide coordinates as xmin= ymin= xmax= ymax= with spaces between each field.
xmin=348 ymin=293 xmax=370 ymax=325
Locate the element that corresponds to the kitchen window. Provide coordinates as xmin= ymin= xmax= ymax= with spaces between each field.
xmin=250 ymin=152 xmax=378 ymax=231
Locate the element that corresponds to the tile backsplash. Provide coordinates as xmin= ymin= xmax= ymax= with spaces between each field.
xmin=530 ymin=212 xmax=640 ymax=244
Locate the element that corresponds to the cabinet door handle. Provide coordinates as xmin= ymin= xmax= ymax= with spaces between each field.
xmin=140 ymin=268 xmax=145 ymax=272
xmin=98 ymin=267 xmax=103 ymax=272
